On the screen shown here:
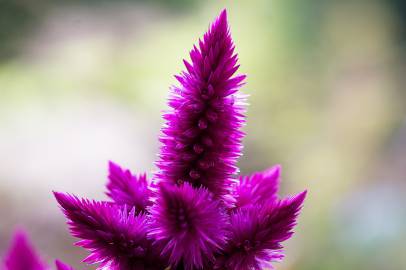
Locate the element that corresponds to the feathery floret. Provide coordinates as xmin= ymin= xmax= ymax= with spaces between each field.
xmin=149 ymin=183 xmax=228 ymax=270
xmin=106 ymin=161 xmax=152 ymax=213
xmin=54 ymin=192 xmax=165 ymax=270
xmin=156 ymin=9 xmax=246 ymax=199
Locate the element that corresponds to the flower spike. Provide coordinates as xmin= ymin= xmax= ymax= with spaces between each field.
xmin=54 ymin=192 xmax=165 ymax=270
xmin=156 ymin=9 xmax=246 ymax=199
xmin=216 ymin=191 xmax=307 ymax=270
xmin=106 ymin=161 xmax=152 ymax=213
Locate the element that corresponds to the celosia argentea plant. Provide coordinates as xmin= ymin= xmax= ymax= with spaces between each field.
xmin=54 ymin=9 xmax=307 ymax=270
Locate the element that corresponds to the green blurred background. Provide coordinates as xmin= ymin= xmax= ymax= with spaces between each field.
xmin=0 ymin=0 xmax=405 ymax=269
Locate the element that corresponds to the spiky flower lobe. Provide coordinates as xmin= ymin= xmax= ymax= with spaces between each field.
xmin=54 ymin=192 xmax=165 ymax=270
xmin=215 ymin=191 xmax=307 ymax=270
xmin=233 ymin=165 xmax=281 ymax=209
xmin=156 ymin=9 xmax=246 ymax=199
xmin=149 ymin=183 xmax=228 ymax=270
xmin=106 ymin=161 xmax=152 ymax=213
xmin=3 ymin=230 xmax=47 ymax=270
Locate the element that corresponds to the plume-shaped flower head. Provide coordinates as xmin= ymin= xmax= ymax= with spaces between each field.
xmin=156 ymin=9 xmax=246 ymax=199
xmin=53 ymin=9 xmax=307 ymax=270
xmin=216 ymin=191 xmax=307 ymax=270
xmin=54 ymin=192 xmax=165 ymax=270
xmin=149 ymin=183 xmax=228 ymax=270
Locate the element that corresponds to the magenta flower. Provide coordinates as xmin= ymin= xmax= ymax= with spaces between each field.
xmin=54 ymin=192 xmax=165 ymax=270
xmin=54 ymin=9 xmax=307 ymax=270
xmin=215 ymin=191 xmax=307 ymax=270
xmin=156 ymin=9 xmax=246 ymax=200
xmin=2 ymin=230 xmax=74 ymax=270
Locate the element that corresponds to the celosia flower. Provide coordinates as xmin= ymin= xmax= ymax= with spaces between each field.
xmin=54 ymin=9 xmax=307 ymax=270
xmin=2 ymin=230 xmax=74 ymax=270
xmin=215 ymin=191 xmax=307 ymax=270
xmin=149 ymin=183 xmax=228 ymax=270
xmin=106 ymin=161 xmax=152 ymax=213
xmin=54 ymin=192 xmax=165 ymax=270
xmin=155 ymin=9 xmax=246 ymax=199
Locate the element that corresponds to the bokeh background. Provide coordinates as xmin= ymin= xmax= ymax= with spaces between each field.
xmin=0 ymin=0 xmax=405 ymax=269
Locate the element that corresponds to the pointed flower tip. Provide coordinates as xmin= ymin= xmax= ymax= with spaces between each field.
xmin=297 ymin=189 xmax=308 ymax=204
xmin=55 ymin=260 xmax=74 ymax=270
xmin=10 ymin=228 xmax=27 ymax=241
xmin=263 ymin=164 xmax=282 ymax=179
xmin=54 ymin=192 xmax=82 ymax=212
xmin=8 ymin=229 xmax=31 ymax=251
xmin=278 ymin=189 xmax=307 ymax=219
xmin=108 ymin=160 xmax=119 ymax=170
xmin=212 ymin=9 xmax=229 ymax=33
xmin=53 ymin=191 xmax=68 ymax=206
xmin=107 ymin=160 xmax=124 ymax=177
xmin=219 ymin=8 xmax=227 ymax=21
xmin=274 ymin=164 xmax=282 ymax=172
xmin=52 ymin=190 xmax=60 ymax=198
xmin=293 ymin=189 xmax=307 ymax=203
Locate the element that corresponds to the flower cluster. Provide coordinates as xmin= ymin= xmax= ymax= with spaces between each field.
xmin=54 ymin=9 xmax=306 ymax=270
